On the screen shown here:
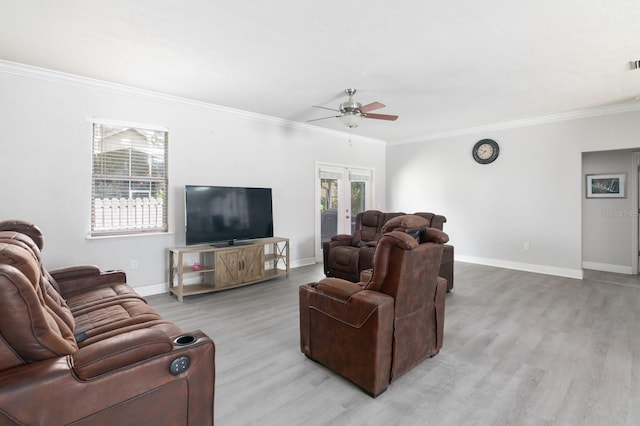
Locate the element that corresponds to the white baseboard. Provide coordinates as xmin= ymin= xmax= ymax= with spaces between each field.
xmin=134 ymin=258 xmax=318 ymax=297
xmin=456 ymin=255 xmax=584 ymax=280
xmin=581 ymin=261 xmax=633 ymax=275
xmin=291 ymin=257 xmax=316 ymax=268
xmin=136 ymin=282 xmax=168 ymax=297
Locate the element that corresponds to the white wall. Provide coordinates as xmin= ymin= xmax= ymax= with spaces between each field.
xmin=4 ymin=62 xmax=639 ymax=291
xmin=0 ymin=64 xmax=386 ymax=294
xmin=386 ymin=110 xmax=640 ymax=278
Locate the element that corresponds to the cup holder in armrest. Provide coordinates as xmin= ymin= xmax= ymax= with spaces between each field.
xmin=174 ymin=335 xmax=197 ymax=346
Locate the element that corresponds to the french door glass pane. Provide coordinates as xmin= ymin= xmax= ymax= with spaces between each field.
xmin=320 ymin=178 xmax=339 ymax=244
xmin=350 ymin=181 xmax=366 ymax=233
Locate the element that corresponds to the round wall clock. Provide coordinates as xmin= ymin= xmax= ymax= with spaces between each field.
xmin=472 ymin=139 xmax=500 ymax=164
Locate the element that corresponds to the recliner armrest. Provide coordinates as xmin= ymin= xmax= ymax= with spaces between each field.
xmin=72 ymin=328 xmax=173 ymax=380
xmin=322 ymin=235 xmax=357 ymax=276
xmin=327 ymin=234 xmax=355 ymax=248
xmin=53 ymin=269 xmax=128 ymax=297
xmin=300 ymin=284 xmax=393 ymax=328
xmin=313 ymin=277 xmax=364 ymax=301
xmin=49 ymin=265 xmax=102 ymax=281
xmin=0 ymin=330 xmax=215 ymax=424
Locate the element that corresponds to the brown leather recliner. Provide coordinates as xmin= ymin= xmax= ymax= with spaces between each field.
xmin=322 ymin=210 xmax=400 ymax=282
xmin=0 ymin=220 xmax=215 ymax=425
xmin=322 ymin=210 xmax=454 ymax=291
xmin=301 ymin=216 xmax=448 ymax=397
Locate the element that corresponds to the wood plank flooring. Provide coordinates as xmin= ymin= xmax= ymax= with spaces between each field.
xmin=147 ymin=262 xmax=640 ymax=425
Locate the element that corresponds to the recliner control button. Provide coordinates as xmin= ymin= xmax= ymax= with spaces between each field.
xmin=169 ymin=356 xmax=190 ymax=375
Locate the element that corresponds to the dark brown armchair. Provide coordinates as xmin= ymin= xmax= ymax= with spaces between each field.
xmin=322 ymin=210 xmax=454 ymax=292
xmin=301 ymin=216 xmax=448 ymax=396
xmin=322 ymin=210 xmax=395 ymax=282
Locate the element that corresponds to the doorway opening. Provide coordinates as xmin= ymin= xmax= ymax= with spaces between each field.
xmin=581 ymin=149 xmax=640 ymax=281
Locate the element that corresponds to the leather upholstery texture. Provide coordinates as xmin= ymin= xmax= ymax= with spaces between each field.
xmin=302 ymin=225 xmax=448 ymax=396
xmin=0 ymin=220 xmax=215 ymax=425
xmin=322 ymin=210 xmax=454 ymax=291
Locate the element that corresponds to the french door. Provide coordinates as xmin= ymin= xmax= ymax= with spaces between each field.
xmin=316 ymin=163 xmax=373 ymax=258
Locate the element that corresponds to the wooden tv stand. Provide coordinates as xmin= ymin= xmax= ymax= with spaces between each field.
xmin=168 ymin=237 xmax=289 ymax=302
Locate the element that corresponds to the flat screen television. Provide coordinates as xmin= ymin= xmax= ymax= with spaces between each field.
xmin=185 ymin=185 xmax=274 ymax=246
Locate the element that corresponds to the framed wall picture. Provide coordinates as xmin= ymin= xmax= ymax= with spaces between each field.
xmin=586 ymin=173 xmax=626 ymax=198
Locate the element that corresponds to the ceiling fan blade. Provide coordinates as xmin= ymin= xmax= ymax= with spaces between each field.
xmin=307 ymin=115 xmax=341 ymax=123
xmin=364 ymin=113 xmax=398 ymax=121
xmin=359 ymin=102 xmax=385 ymax=113
xmin=312 ymin=105 xmax=340 ymax=112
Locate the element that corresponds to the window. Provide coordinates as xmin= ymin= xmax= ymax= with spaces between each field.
xmin=91 ymin=121 xmax=168 ymax=236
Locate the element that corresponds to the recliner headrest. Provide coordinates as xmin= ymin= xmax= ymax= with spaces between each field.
xmin=0 ymin=220 xmax=44 ymax=250
xmin=360 ymin=210 xmax=384 ymax=227
xmin=381 ymin=215 xmax=449 ymax=244
xmin=421 ymin=228 xmax=449 ymax=244
xmin=381 ymin=214 xmax=429 ymax=234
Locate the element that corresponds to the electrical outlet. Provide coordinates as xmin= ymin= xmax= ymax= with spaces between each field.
xmin=131 ymin=260 xmax=138 ymax=269
xmin=523 ymin=243 xmax=530 ymax=251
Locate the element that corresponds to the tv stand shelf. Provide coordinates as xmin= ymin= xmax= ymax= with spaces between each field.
xmin=168 ymin=237 xmax=289 ymax=302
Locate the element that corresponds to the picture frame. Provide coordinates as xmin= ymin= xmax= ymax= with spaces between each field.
xmin=586 ymin=173 xmax=626 ymax=198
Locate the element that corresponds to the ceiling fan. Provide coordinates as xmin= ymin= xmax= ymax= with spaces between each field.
xmin=308 ymin=89 xmax=399 ymax=129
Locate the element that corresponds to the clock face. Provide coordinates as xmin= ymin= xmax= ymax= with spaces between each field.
xmin=472 ymin=139 xmax=499 ymax=164
xmin=477 ymin=143 xmax=494 ymax=159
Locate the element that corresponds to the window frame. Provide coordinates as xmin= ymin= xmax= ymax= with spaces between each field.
xmin=90 ymin=119 xmax=169 ymax=237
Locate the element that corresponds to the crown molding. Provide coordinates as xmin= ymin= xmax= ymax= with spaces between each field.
xmin=0 ymin=60 xmax=385 ymax=146
xmin=6 ymin=59 xmax=634 ymax=148
xmin=391 ymin=101 xmax=640 ymax=145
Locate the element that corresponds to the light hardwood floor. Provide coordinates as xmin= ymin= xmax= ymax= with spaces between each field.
xmin=147 ymin=262 xmax=640 ymax=425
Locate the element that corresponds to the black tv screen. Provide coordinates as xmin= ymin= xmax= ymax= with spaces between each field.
xmin=185 ymin=185 xmax=274 ymax=246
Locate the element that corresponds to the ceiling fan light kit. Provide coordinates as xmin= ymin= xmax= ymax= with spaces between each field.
xmin=308 ymin=88 xmax=399 ymax=129
xmin=339 ymin=112 xmax=362 ymax=128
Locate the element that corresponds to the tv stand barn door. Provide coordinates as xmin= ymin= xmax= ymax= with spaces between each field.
xmin=168 ymin=237 xmax=289 ymax=302
xmin=216 ymin=245 xmax=265 ymax=288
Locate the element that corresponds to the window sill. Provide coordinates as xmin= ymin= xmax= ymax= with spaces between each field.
xmin=87 ymin=231 xmax=173 ymax=240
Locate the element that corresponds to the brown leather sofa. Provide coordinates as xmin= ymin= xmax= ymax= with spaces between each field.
xmin=323 ymin=210 xmax=454 ymax=291
xmin=0 ymin=220 xmax=215 ymax=425
xmin=301 ymin=215 xmax=448 ymax=396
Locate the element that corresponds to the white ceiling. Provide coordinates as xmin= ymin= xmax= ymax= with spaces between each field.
xmin=1 ymin=1 xmax=640 ymax=143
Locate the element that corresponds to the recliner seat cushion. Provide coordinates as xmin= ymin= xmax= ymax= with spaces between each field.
xmin=73 ymin=299 xmax=164 ymax=337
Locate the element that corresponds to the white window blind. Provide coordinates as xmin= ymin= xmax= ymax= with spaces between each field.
xmin=349 ymin=171 xmax=371 ymax=182
xmin=91 ymin=122 xmax=168 ymax=236
xmin=318 ymin=170 xmax=344 ymax=180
